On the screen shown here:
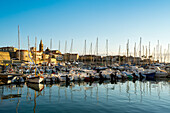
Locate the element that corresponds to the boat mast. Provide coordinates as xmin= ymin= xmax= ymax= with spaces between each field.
xmin=35 ymin=37 xmax=37 ymax=76
xmin=139 ymin=37 xmax=142 ymax=58
xmin=28 ymin=36 xmax=30 ymax=61
xmin=119 ymin=45 xmax=121 ymax=65
xmin=134 ymin=42 xmax=136 ymax=65
xmin=149 ymin=42 xmax=150 ymax=64
xmin=70 ymin=39 xmax=73 ymax=54
xmin=154 ymin=47 xmax=155 ymax=63
xmin=143 ymin=45 xmax=144 ymax=58
xmin=28 ymin=36 xmax=30 ymax=52
xmin=84 ymin=40 xmax=86 ymax=55
xmin=106 ymin=39 xmax=108 ymax=66
xmin=95 ymin=37 xmax=98 ymax=66
xmin=146 ymin=46 xmax=147 ymax=64
xmin=65 ymin=40 xmax=67 ymax=53
xmin=157 ymin=40 xmax=159 ymax=62
xmin=160 ymin=45 xmax=162 ymax=63
xmin=44 ymin=45 xmax=46 ymax=65
xmin=59 ymin=40 xmax=60 ymax=52
xmin=142 ymin=45 xmax=144 ymax=65
xmin=18 ymin=25 xmax=20 ymax=60
xmin=83 ymin=40 xmax=86 ymax=63
xmin=50 ymin=38 xmax=52 ymax=50
xmin=89 ymin=42 xmax=92 ymax=55
xmin=127 ymin=39 xmax=129 ymax=64
xmin=89 ymin=42 xmax=92 ymax=63
xmin=139 ymin=37 xmax=142 ymax=65
xmin=168 ymin=44 xmax=170 ymax=63
xmin=164 ymin=49 xmax=166 ymax=63
xmin=49 ymin=38 xmax=52 ymax=65
xmin=96 ymin=37 xmax=98 ymax=56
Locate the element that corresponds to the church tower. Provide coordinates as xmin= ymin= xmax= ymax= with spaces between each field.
xmin=39 ymin=40 xmax=43 ymax=52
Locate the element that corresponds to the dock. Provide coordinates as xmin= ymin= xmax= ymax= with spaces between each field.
xmin=0 ymin=73 xmax=23 ymax=76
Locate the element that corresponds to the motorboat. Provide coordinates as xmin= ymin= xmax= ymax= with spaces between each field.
xmin=11 ymin=76 xmax=24 ymax=83
xmin=144 ymin=66 xmax=168 ymax=78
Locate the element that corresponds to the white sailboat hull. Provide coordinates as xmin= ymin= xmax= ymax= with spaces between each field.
xmin=27 ymin=76 xmax=44 ymax=83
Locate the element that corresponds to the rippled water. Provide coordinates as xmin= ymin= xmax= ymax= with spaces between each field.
xmin=0 ymin=79 xmax=170 ymax=113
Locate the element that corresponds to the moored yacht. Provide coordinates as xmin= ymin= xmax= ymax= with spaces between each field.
xmin=147 ymin=66 xmax=168 ymax=78
xmin=26 ymin=74 xmax=44 ymax=83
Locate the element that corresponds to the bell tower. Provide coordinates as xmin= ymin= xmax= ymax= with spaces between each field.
xmin=39 ymin=40 xmax=43 ymax=52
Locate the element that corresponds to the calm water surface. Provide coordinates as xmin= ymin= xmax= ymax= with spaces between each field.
xmin=0 ymin=79 xmax=170 ymax=113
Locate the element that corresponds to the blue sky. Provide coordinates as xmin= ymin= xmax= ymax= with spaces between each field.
xmin=0 ymin=0 xmax=170 ymax=56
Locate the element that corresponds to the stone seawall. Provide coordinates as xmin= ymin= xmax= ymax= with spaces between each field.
xmin=0 ymin=51 xmax=10 ymax=64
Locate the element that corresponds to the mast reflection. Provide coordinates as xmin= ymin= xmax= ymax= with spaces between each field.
xmin=26 ymin=83 xmax=44 ymax=113
xmin=0 ymin=78 xmax=169 ymax=113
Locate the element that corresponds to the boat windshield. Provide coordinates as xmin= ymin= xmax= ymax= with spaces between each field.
xmin=156 ymin=67 xmax=161 ymax=70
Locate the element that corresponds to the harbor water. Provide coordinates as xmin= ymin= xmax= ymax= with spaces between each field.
xmin=0 ymin=79 xmax=170 ymax=113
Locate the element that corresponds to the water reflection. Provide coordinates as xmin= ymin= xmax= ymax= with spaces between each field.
xmin=27 ymin=83 xmax=44 ymax=113
xmin=0 ymin=78 xmax=170 ymax=113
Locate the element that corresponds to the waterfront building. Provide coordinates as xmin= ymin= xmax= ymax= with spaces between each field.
xmin=51 ymin=50 xmax=63 ymax=61
xmin=16 ymin=50 xmax=32 ymax=61
xmin=39 ymin=40 xmax=43 ymax=52
xmin=79 ymin=55 xmax=95 ymax=62
xmin=43 ymin=54 xmax=49 ymax=60
xmin=102 ymin=56 xmax=115 ymax=65
xmin=44 ymin=48 xmax=62 ymax=60
xmin=0 ymin=47 xmax=18 ymax=52
xmin=30 ymin=47 xmax=36 ymax=52
xmin=44 ymin=47 xmax=50 ymax=54
xmin=63 ymin=53 xmax=79 ymax=62
xmin=0 ymin=51 xmax=10 ymax=64
xmin=79 ymin=55 xmax=103 ymax=65
xmin=31 ymin=51 xmax=43 ymax=61
xmin=0 ymin=47 xmax=19 ymax=60
xmin=51 ymin=50 xmax=61 ymax=54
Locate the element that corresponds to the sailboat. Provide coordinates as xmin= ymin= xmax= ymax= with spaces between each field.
xmin=26 ymin=37 xmax=44 ymax=83
xmin=26 ymin=74 xmax=44 ymax=83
